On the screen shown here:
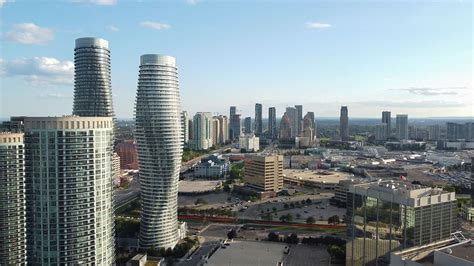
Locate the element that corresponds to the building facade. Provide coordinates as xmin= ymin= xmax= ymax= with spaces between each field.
xmin=382 ymin=111 xmax=391 ymax=138
xmin=255 ymin=103 xmax=263 ymax=136
xmin=295 ymin=105 xmax=303 ymax=136
xmin=429 ymin=125 xmax=441 ymax=141
xmin=396 ymin=114 xmax=409 ymax=140
xmin=346 ymin=181 xmax=457 ymax=266
xmin=279 ymin=113 xmax=292 ymax=140
xmin=229 ymin=114 xmax=241 ymax=140
xmin=0 ymin=132 xmax=27 ymax=265
xmin=244 ymin=117 xmax=252 ymax=134
xmin=181 ymin=111 xmax=189 ymax=145
xmin=375 ymin=123 xmax=388 ymax=141
xmin=239 ymin=134 xmax=260 ymax=152
xmin=73 ymin=37 xmax=114 ymax=117
xmin=192 ymin=112 xmax=213 ymax=150
xmin=340 ymin=106 xmax=349 ymax=141
xmin=268 ymin=107 xmax=277 ymax=140
xmin=244 ymin=154 xmax=284 ymax=192
xmin=216 ymin=115 xmax=228 ymax=144
xmin=135 ymin=54 xmax=182 ymax=249
xmin=211 ymin=117 xmax=220 ymax=146
xmin=24 ymin=116 xmax=115 ymax=265
xmin=115 ymin=140 xmax=138 ymax=169
xmin=194 ymin=154 xmax=230 ymax=178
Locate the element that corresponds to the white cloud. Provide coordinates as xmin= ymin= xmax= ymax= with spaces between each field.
xmin=0 ymin=0 xmax=15 ymax=8
xmin=4 ymin=23 xmax=54 ymax=45
xmin=72 ymin=0 xmax=117 ymax=5
xmin=392 ymin=87 xmax=469 ymax=96
xmin=140 ymin=21 xmax=171 ymax=30
xmin=186 ymin=0 xmax=198 ymax=5
xmin=0 ymin=57 xmax=74 ymax=86
xmin=305 ymin=22 xmax=332 ymax=29
xmin=106 ymin=25 xmax=119 ymax=31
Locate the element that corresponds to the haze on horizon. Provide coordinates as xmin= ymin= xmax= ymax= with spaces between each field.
xmin=0 ymin=0 xmax=472 ymax=119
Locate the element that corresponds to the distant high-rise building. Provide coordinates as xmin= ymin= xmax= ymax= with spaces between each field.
xmin=181 ymin=111 xmax=189 ymax=145
xmin=340 ymin=106 xmax=349 ymax=141
xmin=382 ymin=111 xmax=391 ymax=138
xmin=255 ymin=103 xmax=263 ymax=136
xmin=268 ymin=107 xmax=277 ymax=140
xmin=229 ymin=114 xmax=241 ymax=140
xmin=211 ymin=117 xmax=220 ymax=146
xmin=279 ymin=113 xmax=291 ymax=140
xmin=230 ymin=106 xmax=236 ymax=117
xmin=192 ymin=112 xmax=213 ymax=150
xmin=73 ymin=37 xmax=114 ymax=117
xmin=396 ymin=114 xmax=409 ymax=140
xmin=295 ymin=105 xmax=303 ymax=136
xmin=428 ymin=125 xmax=441 ymax=141
xmin=135 ymin=54 xmax=182 ymax=249
xmin=0 ymin=132 xmax=26 ymax=265
xmin=244 ymin=117 xmax=252 ymax=134
xmin=375 ymin=123 xmax=388 ymax=141
xmin=302 ymin=112 xmax=315 ymax=144
xmin=285 ymin=107 xmax=298 ymax=138
xmin=244 ymin=154 xmax=283 ymax=192
xmin=115 ymin=140 xmax=138 ymax=169
xmin=216 ymin=115 xmax=229 ymax=144
xmin=24 ymin=117 xmax=115 ymax=265
xmin=446 ymin=122 xmax=473 ymax=140
xmin=346 ymin=181 xmax=457 ymax=265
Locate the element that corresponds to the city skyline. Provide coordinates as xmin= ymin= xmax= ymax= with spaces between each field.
xmin=1 ymin=1 xmax=472 ymax=118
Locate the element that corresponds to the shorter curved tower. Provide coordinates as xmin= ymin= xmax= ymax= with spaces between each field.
xmin=135 ymin=54 xmax=182 ymax=249
xmin=73 ymin=37 xmax=114 ymax=117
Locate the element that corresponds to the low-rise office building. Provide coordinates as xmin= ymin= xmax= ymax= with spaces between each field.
xmin=244 ymin=154 xmax=283 ymax=192
xmin=239 ymin=134 xmax=259 ymax=152
xmin=193 ymin=154 xmax=229 ymax=178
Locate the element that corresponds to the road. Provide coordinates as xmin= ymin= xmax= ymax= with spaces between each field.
xmin=114 ymin=176 xmax=140 ymax=208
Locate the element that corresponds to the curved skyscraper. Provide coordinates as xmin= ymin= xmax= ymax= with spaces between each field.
xmin=135 ymin=54 xmax=182 ymax=249
xmin=0 ymin=132 xmax=26 ymax=265
xmin=73 ymin=37 xmax=114 ymax=117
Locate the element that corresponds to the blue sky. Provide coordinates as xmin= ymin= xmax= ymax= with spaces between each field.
xmin=0 ymin=0 xmax=472 ymax=119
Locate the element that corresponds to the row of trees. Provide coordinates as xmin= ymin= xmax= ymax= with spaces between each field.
xmin=282 ymin=198 xmax=313 ymax=209
xmin=115 ymin=217 xmax=139 ymax=238
xmin=178 ymin=207 xmax=236 ymax=217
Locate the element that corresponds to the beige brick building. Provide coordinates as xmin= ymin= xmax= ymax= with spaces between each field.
xmin=244 ymin=154 xmax=283 ymax=192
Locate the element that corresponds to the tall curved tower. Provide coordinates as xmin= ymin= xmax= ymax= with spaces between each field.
xmin=135 ymin=54 xmax=182 ymax=249
xmin=73 ymin=37 xmax=114 ymax=117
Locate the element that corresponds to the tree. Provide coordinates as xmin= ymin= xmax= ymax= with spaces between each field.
xmin=227 ymin=229 xmax=237 ymax=239
xmin=290 ymin=203 xmax=295 ymax=208
xmin=306 ymin=216 xmax=316 ymax=224
xmin=306 ymin=198 xmax=312 ymax=204
xmin=272 ymin=207 xmax=277 ymax=212
xmin=268 ymin=232 xmax=279 ymax=242
xmin=283 ymin=203 xmax=289 ymax=209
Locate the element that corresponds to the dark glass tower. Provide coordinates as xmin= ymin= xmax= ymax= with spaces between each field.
xmin=73 ymin=37 xmax=114 ymax=117
xmin=255 ymin=103 xmax=262 ymax=136
xmin=340 ymin=106 xmax=349 ymax=141
xmin=268 ymin=107 xmax=277 ymax=140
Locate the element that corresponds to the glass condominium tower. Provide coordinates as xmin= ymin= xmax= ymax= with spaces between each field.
xmin=135 ymin=54 xmax=182 ymax=249
xmin=0 ymin=132 xmax=27 ymax=265
xmin=24 ymin=117 xmax=115 ymax=265
xmin=73 ymin=37 xmax=114 ymax=117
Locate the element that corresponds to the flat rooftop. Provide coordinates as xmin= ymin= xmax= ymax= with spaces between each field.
xmin=283 ymin=169 xmax=351 ymax=184
xmin=207 ymin=240 xmax=285 ymax=266
xmin=178 ymin=180 xmax=221 ymax=193
xmin=446 ymin=242 xmax=474 ymax=262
